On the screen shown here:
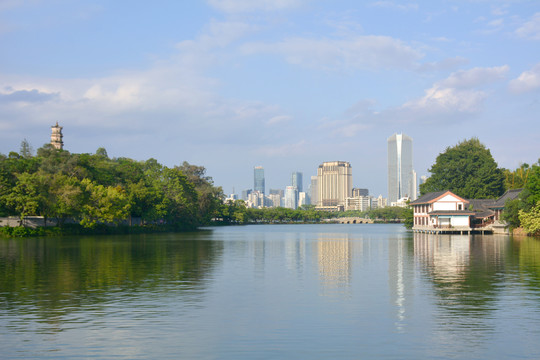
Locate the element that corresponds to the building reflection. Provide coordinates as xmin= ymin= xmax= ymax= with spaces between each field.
xmin=388 ymin=233 xmax=414 ymax=332
xmin=413 ymin=232 xmax=511 ymax=347
xmin=316 ymin=233 xmax=352 ymax=295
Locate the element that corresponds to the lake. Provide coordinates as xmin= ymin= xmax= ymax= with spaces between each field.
xmin=1 ymin=224 xmax=540 ymax=359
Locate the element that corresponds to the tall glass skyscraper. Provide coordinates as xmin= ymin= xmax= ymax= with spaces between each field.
xmin=254 ymin=166 xmax=265 ymax=194
xmin=387 ymin=133 xmax=415 ymax=204
xmin=291 ymin=172 xmax=303 ymax=193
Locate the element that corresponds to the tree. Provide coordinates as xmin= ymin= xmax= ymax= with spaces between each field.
xmin=19 ymin=139 xmax=33 ymax=159
xmin=504 ymin=163 xmax=530 ymax=190
xmin=177 ymin=162 xmax=223 ymax=224
xmin=519 ymin=201 xmax=540 ymax=236
xmin=79 ymin=179 xmax=130 ymax=228
xmin=420 ymin=138 xmax=505 ymax=199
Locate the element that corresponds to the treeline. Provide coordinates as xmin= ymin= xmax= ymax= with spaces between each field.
xmin=216 ymin=203 xmax=411 ymax=225
xmin=502 ymin=162 xmax=540 ymax=236
xmin=0 ymin=142 xmax=223 ymax=233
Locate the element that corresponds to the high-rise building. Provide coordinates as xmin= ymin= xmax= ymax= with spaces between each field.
xmin=387 ymin=133 xmax=415 ymax=204
xmin=285 ymin=186 xmax=298 ymax=209
xmin=316 ymin=161 xmax=352 ymax=210
xmin=51 ymin=122 xmax=63 ymax=150
xmin=291 ymin=172 xmax=303 ymax=193
xmin=310 ymin=176 xmax=318 ymax=206
xmin=254 ymin=166 xmax=265 ymax=195
xmin=298 ymin=192 xmax=309 ymax=207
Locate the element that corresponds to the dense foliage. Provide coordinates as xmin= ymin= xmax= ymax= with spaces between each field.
xmin=420 ymin=138 xmax=505 ymax=199
xmin=502 ymin=160 xmax=540 ymax=235
xmin=0 ymin=144 xmax=223 ymax=231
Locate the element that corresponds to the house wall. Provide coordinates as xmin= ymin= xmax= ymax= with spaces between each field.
xmin=432 ymin=194 xmax=466 ymax=211
xmin=450 ymin=216 xmax=470 ymax=227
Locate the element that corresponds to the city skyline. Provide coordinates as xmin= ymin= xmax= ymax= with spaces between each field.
xmin=1 ymin=1 xmax=539 ymax=197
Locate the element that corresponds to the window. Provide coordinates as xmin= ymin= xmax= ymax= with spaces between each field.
xmin=458 ymin=204 xmax=462 ymax=210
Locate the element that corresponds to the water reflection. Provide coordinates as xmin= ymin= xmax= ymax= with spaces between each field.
xmin=413 ymin=232 xmax=519 ymax=356
xmin=388 ymin=232 xmax=414 ymax=332
xmin=2 ymin=226 xmax=540 ymax=359
xmin=316 ymin=234 xmax=352 ymax=295
xmin=0 ymin=232 xmax=222 ymax=334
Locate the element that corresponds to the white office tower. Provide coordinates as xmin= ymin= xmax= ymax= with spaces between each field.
xmin=387 ymin=133 xmax=415 ymax=204
xmin=316 ymin=161 xmax=352 ymax=211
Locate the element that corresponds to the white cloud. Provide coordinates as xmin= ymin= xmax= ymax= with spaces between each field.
xmin=242 ymin=35 xmax=423 ymax=71
xmin=403 ymin=66 xmax=508 ymax=114
xmin=402 ymin=86 xmax=487 ymax=113
xmin=266 ymin=115 xmax=293 ymax=126
xmin=438 ymin=65 xmax=509 ymax=89
xmin=0 ymin=19 xmax=283 ymax=144
xmin=516 ymin=12 xmax=540 ymax=40
xmin=509 ymin=63 xmax=540 ymax=93
xmin=327 ymin=65 xmax=510 ymax=138
xmin=368 ymin=1 xmax=418 ymax=11
xmin=207 ymin=0 xmax=304 ymax=13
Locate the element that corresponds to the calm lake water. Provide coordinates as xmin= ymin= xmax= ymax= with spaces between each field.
xmin=1 ymin=224 xmax=540 ymax=359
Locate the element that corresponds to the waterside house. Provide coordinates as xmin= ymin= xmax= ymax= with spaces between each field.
xmin=410 ymin=189 xmax=522 ymax=234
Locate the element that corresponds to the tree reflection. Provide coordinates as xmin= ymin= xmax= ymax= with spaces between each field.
xmin=0 ymin=232 xmax=222 ymax=320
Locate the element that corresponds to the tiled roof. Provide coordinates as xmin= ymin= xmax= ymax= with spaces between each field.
xmin=410 ymin=191 xmax=449 ymax=205
xmin=492 ymin=189 xmax=523 ymax=208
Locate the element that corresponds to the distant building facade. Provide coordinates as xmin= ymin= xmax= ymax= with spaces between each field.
xmin=285 ymin=186 xmax=298 ymax=209
xmin=388 ymin=133 xmax=416 ymax=204
xmin=254 ymin=166 xmax=265 ymax=195
xmin=316 ymin=161 xmax=352 ymax=211
xmin=51 ymin=122 xmax=64 ymax=150
xmin=352 ymin=188 xmax=369 ymax=197
xmin=291 ymin=172 xmax=303 ymax=193
xmin=310 ymin=176 xmax=318 ymax=207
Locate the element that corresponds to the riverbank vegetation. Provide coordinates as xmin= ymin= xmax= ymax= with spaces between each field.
xmin=215 ymin=203 xmax=411 ymax=225
xmin=0 ymin=142 xmax=223 ymax=235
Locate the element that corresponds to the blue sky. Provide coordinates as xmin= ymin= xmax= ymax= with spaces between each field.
xmin=1 ymin=0 xmax=539 ymax=197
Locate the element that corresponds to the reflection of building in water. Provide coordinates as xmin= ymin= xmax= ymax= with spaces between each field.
xmin=388 ymin=235 xmax=415 ymax=332
xmin=414 ymin=232 xmax=471 ymax=281
xmin=285 ymin=232 xmax=305 ymax=274
xmin=317 ymin=235 xmax=352 ymax=292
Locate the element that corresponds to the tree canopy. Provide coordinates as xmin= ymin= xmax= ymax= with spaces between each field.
xmin=0 ymin=144 xmax=223 ymax=231
xmin=420 ymin=138 xmax=505 ymax=199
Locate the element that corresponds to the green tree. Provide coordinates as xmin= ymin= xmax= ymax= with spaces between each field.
xmin=420 ymin=138 xmax=505 ymax=199
xmin=19 ymin=139 xmax=33 ymax=159
xmin=519 ymin=201 xmax=540 ymax=236
xmin=4 ymin=172 xmax=47 ymax=220
xmin=504 ymin=163 xmax=530 ymax=190
xmin=79 ymin=179 xmax=130 ymax=228
xmin=177 ymin=162 xmax=223 ymax=225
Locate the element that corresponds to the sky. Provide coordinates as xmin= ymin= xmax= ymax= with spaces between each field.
xmin=1 ymin=0 xmax=539 ymax=197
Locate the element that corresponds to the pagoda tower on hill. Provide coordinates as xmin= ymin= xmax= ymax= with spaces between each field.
xmin=51 ymin=122 xmax=64 ymax=150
